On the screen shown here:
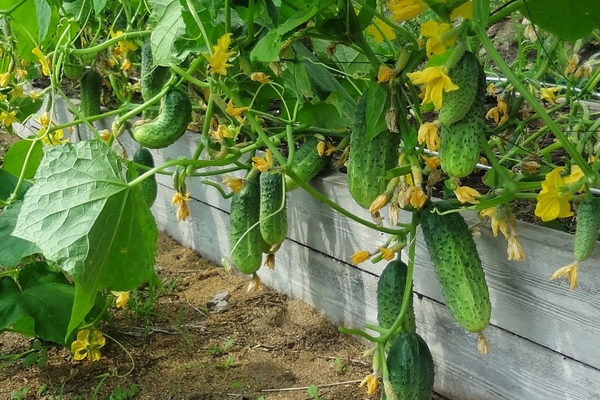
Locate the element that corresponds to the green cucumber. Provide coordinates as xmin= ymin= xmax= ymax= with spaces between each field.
xmin=285 ymin=136 xmax=328 ymax=192
xmin=438 ymin=51 xmax=482 ymax=125
xmin=574 ymin=198 xmax=600 ymax=262
xmin=420 ymin=201 xmax=491 ymax=333
xmin=259 ymin=170 xmax=288 ymax=251
xmin=385 ymin=332 xmax=435 ymax=400
xmin=141 ymin=39 xmax=171 ymax=119
xmin=80 ymin=69 xmax=102 ymax=118
xmin=377 ymin=259 xmax=416 ymax=336
xmin=132 ymin=89 xmax=192 ymax=149
xmin=229 ymin=173 xmax=263 ymax=275
xmin=347 ymin=91 xmax=400 ymax=209
xmin=132 ymin=148 xmax=158 ymax=207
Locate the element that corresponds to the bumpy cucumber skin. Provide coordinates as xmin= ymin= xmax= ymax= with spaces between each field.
xmin=132 ymin=148 xmax=157 ymax=207
xmin=229 ymin=174 xmax=263 ymax=275
xmin=80 ymin=69 xmax=102 ymax=118
xmin=259 ymin=171 xmax=288 ymax=249
xmin=439 ymin=58 xmax=486 ymax=179
xmin=439 ymin=51 xmax=481 ymax=125
xmin=420 ymin=201 xmax=491 ymax=333
xmin=385 ymin=332 xmax=435 ymax=400
xmin=285 ymin=136 xmax=327 ymax=192
xmin=132 ymin=89 xmax=192 ymax=149
xmin=377 ymin=259 xmax=416 ymax=335
xmin=347 ymin=91 xmax=400 ymax=209
xmin=141 ymin=39 xmax=170 ymax=119
xmin=574 ymin=198 xmax=600 ymax=262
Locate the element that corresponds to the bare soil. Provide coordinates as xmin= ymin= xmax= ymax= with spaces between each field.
xmin=0 ymin=232 xmax=393 ymax=400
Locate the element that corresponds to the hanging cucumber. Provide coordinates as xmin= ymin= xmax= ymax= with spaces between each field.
xmin=140 ymin=39 xmax=171 ymax=119
xmin=131 ymin=147 xmax=158 ymax=207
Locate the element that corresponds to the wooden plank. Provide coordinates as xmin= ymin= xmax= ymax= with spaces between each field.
xmin=151 ymin=181 xmax=600 ymax=400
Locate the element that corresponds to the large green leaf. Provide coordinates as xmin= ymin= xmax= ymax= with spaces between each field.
xmin=0 ymin=170 xmax=32 ymax=202
xmin=149 ymin=0 xmax=188 ymax=65
xmin=520 ymin=0 xmax=600 ymax=41
xmin=34 ymin=0 xmax=52 ymax=42
xmin=0 ymin=262 xmax=75 ymax=345
xmin=2 ymin=139 xmax=44 ymax=179
xmin=0 ymin=201 xmax=40 ymax=268
xmin=13 ymin=140 xmax=157 ymax=336
xmin=1 ymin=0 xmax=38 ymax=62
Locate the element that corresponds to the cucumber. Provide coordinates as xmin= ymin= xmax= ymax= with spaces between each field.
xmin=229 ymin=173 xmax=263 ymax=275
xmin=385 ymin=332 xmax=435 ymax=400
xmin=420 ymin=201 xmax=491 ymax=333
xmin=377 ymin=259 xmax=416 ymax=336
xmin=80 ymin=69 xmax=102 ymax=118
xmin=285 ymin=136 xmax=328 ymax=192
xmin=574 ymin=198 xmax=600 ymax=262
xmin=347 ymin=91 xmax=400 ymax=209
xmin=132 ymin=148 xmax=157 ymax=207
xmin=132 ymin=89 xmax=192 ymax=149
xmin=259 ymin=170 xmax=288 ymax=251
xmin=141 ymin=39 xmax=171 ymax=119
xmin=438 ymin=51 xmax=482 ymax=125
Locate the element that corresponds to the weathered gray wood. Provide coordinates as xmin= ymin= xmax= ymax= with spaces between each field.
xmin=150 ymin=180 xmax=600 ymax=400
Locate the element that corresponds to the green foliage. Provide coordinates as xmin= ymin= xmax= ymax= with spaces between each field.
xmin=521 ymin=0 xmax=600 ymax=41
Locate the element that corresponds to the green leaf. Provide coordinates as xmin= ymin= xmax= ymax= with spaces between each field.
xmin=366 ymin=82 xmax=390 ymax=140
xmin=0 ymin=0 xmax=37 ymax=61
xmin=520 ymin=0 xmax=600 ymax=41
xmin=34 ymin=0 xmax=51 ymax=42
xmin=149 ymin=0 xmax=188 ymax=65
xmin=12 ymin=140 xmax=157 ymax=336
xmin=202 ymin=0 xmax=224 ymax=18
xmin=93 ymin=0 xmax=108 ymax=13
xmin=283 ymin=61 xmax=313 ymax=100
xmin=0 ymin=262 xmax=75 ymax=345
xmin=297 ymin=102 xmax=348 ymax=130
xmin=356 ymin=0 xmax=376 ymax=30
xmin=0 ymin=201 xmax=40 ymax=268
xmin=2 ymin=140 xmax=44 ymax=179
xmin=0 ymin=170 xmax=32 ymax=202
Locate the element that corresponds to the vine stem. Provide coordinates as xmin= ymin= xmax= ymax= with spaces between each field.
xmin=473 ymin=22 xmax=598 ymax=186
xmin=70 ymin=31 xmax=150 ymax=57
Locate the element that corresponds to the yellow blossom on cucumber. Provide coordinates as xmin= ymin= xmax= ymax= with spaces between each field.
xmin=250 ymin=72 xmax=271 ymax=83
xmin=507 ymin=235 xmax=525 ymax=261
xmin=454 ymin=186 xmax=481 ymax=204
xmin=359 ymin=373 xmax=379 ymax=395
xmin=565 ymin=54 xmax=580 ymax=75
xmin=0 ymin=110 xmax=18 ymax=127
xmin=0 ymin=72 xmax=10 ymax=88
xmin=564 ymin=165 xmax=585 ymax=191
xmin=225 ymin=99 xmax=249 ymax=124
xmin=369 ymin=192 xmax=390 ymax=214
xmin=111 ymin=291 xmax=130 ymax=308
xmin=407 ymin=66 xmax=458 ymax=110
xmin=418 ymin=121 xmax=440 ymax=151
xmin=351 ymin=250 xmax=371 ymax=265
xmin=38 ymin=129 xmax=69 ymax=146
xmin=379 ymin=246 xmax=395 ymax=261
xmin=540 ymin=87 xmax=561 ymax=104
xmin=15 ymin=68 xmax=27 ymax=81
xmin=171 ymin=191 xmax=191 ymax=221
xmin=32 ymin=47 xmax=52 ymax=76
xmin=71 ymin=329 xmax=106 ymax=362
xmin=408 ymin=185 xmax=427 ymax=208
xmin=480 ymin=206 xmax=509 ymax=239
xmin=222 ymin=175 xmax=244 ymax=193
xmin=420 ymin=21 xmax=456 ymax=58
xmin=387 ymin=0 xmax=427 ymax=21
xmin=377 ymin=65 xmax=394 ymax=83
xmin=204 ymin=33 xmax=236 ymax=75
xmin=551 ymin=261 xmax=578 ymax=290
xmin=450 ymin=0 xmax=473 ymax=19
xmin=535 ymin=167 xmax=573 ymax=221
xmin=252 ymin=149 xmax=273 ymax=172
xmin=423 ymin=155 xmax=440 ymax=170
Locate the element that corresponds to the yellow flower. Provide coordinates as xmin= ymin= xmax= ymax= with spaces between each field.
xmin=377 ymin=65 xmax=394 ymax=84
xmin=171 ymin=191 xmax=191 ymax=221
xmin=487 ymin=83 xmax=496 ymax=97
xmin=324 ymin=141 xmax=336 ymax=156
xmin=204 ymin=33 xmax=236 ymax=76
xmin=250 ymin=72 xmax=271 ymax=83
xmin=407 ymin=66 xmax=458 ymax=110
xmin=480 ymin=206 xmax=509 ymax=239
xmin=15 ymin=68 xmax=27 ymax=81
xmin=10 ymin=85 xmax=25 ymax=99
xmin=450 ymin=0 xmax=473 ymax=20
xmin=252 ymin=149 xmax=273 ymax=172
xmin=423 ymin=155 xmax=440 ymax=170
xmin=575 ymin=62 xmax=593 ymax=79
xmin=507 ymin=235 xmax=525 ymax=261
xmin=387 ymin=0 xmax=427 ymax=22
xmin=111 ymin=291 xmax=130 ymax=308
xmin=32 ymin=47 xmax=51 ymax=76
xmin=369 ymin=193 xmax=390 ymax=214
xmin=120 ymin=59 xmax=133 ymax=72
xmin=418 ymin=121 xmax=440 ymax=151
xmin=540 ymin=87 xmax=561 ymax=104
xmin=379 ymin=246 xmax=395 ymax=261
xmin=38 ymin=129 xmax=69 ymax=146
xmin=535 ymin=167 xmax=573 ymax=221
xmin=222 ymin=175 xmax=244 ymax=193
xmin=359 ymin=374 xmax=379 ymax=396
xmin=565 ymin=54 xmax=579 ymax=75
xmin=225 ymin=99 xmax=249 ymax=124
xmin=0 ymin=72 xmax=10 ymax=88
xmin=351 ymin=250 xmax=370 ymax=265
xmin=420 ymin=21 xmax=456 ymax=58
xmin=39 ymin=112 xmax=51 ymax=127
xmin=366 ymin=17 xmax=397 ymax=44
xmin=71 ymin=329 xmax=106 ymax=361
xmin=0 ymin=110 xmax=18 ymax=127
xmin=564 ymin=165 xmax=585 ymax=192
xmin=408 ymin=185 xmax=427 ymax=208
xmin=454 ymin=186 xmax=481 ymax=204
xmin=551 ymin=261 xmax=578 ymax=290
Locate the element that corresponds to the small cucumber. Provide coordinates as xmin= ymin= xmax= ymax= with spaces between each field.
xmin=141 ymin=39 xmax=171 ymax=119
xmin=132 ymin=89 xmax=192 ymax=149
xmin=229 ymin=173 xmax=263 ymax=275
xmin=420 ymin=201 xmax=491 ymax=333
xmin=259 ymin=171 xmax=288 ymax=251
xmin=438 ymin=51 xmax=482 ymax=125
xmin=574 ymin=198 xmax=600 ymax=262
xmin=385 ymin=332 xmax=435 ymax=400
xmin=132 ymin=148 xmax=157 ymax=207
xmin=285 ymin=136 xmax=328 ymax=192
xmin=80 ymin=69 xmax=102 ymax=118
